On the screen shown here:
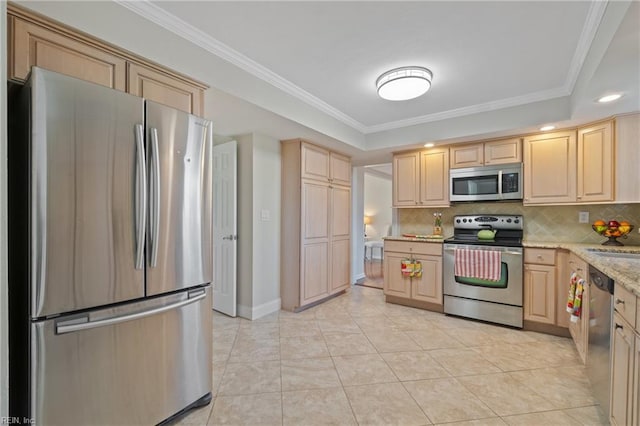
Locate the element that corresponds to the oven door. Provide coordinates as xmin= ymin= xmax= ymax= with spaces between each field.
xmin=443 ymin=243 xmax=523 ymax=306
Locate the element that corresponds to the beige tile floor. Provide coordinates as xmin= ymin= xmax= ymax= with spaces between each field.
xmin=175 ymin=286 xmax=609 ymax=426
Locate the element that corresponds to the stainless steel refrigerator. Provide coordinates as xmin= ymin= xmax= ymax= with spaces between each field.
xmin=8 ymin=67 xmax=213 ymax=425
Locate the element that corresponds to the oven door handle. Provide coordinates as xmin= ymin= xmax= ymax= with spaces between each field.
xmin=443 ymin=247 xmax=522 ymax=256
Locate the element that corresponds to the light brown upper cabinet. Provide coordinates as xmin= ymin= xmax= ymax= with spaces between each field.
xmin=300 ymin=142 xmax=351 ymax=186
xmin=128 ymin=63 xmax=204 ymax=116
xmin=615 ymin=113 xmax=640 ymax=203
xmin=450 ymin=138 xmax=522 ymax=168
xmin=8 ymin=13 xmax=127 ymax=90
xmin=523 ymin=130 xmax=577 ymax=204
xmin=393 ymin=148 xmax=449 ymax=208
xmin=577 ymin=120 xmax=614 ymax=203
xmin=523 ymin=121 xmax=615 ymax=205
xmin=8 ymin=4 xmax=207 ymax=115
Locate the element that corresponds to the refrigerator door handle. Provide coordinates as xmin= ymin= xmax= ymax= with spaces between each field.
xmin=149 ymin=127 xmax=161 ymax=268
xmin=55 ymin=290 xmax=207 ymax=335
xmin=134 ymin=124 xmax=147 ymax=270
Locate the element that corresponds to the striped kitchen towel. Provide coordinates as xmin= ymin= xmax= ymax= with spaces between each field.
xmin=454 ymin=248 xmax=502 ymax=281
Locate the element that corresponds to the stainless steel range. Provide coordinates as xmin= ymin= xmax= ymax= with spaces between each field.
xmin=443 ymin=215 xmax=524 ymax=328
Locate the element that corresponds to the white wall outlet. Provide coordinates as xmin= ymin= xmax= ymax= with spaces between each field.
xmin=578 ymin=211 xmax=590 ymax=224
xmin=260 ymin=209 xmax=270 ymax=221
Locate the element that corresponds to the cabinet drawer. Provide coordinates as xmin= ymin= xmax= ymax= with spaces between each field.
xmin=568 ymin=253 xmax=588 ymax=276
xmin=524 ymin=248 xmax=556 ymax=265
xmin=614 ymin=284 xmax=637 ymax=327
xmin=384 ymin=240 xmax=442 ymax=256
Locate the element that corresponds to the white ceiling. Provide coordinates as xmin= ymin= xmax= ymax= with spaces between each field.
xmin=115 ymin=1 xmax=640 ymax=164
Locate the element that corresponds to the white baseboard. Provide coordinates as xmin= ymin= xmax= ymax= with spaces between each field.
xmin=237 ymin=298 xmax=282 ymax=320
xmin=354 ymin=272 xmax=366 ymax=283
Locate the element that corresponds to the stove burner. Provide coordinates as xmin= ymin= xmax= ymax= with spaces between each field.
xmin=449 ymin=214 xmax=523 ymax=247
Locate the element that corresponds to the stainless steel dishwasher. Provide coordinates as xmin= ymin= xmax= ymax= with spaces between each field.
xmin=587 ymin=264 xmax=614 ymax=419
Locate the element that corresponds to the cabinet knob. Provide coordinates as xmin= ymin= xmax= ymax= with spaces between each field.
xmin=615 ymin=323 xmax=624 ymax=330
xmin=615 ymin=298 xmax=625 ymax=305
xmin=537 ymin=255 xmax=543 ymax=260
xmin=577 ymin=195 xmax=582 ymax=199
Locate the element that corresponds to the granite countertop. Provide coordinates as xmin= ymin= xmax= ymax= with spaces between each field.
xmin=523 ymin=241 xmax=640 ymax=297
xmin=384 ymin=235 xmax=446 ymax=244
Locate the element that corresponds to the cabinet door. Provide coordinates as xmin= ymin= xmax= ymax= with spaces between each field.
xmin=555 ymin=250 xmax=571 ymax=329
xmin=524 ymin=264 xmax=556 ymax=324
xmin=419 ymin=148 xmax=450 ymax=206
xmin=301 ymin=143 xmax=330 ymax=182
xmin=301 ymin=181 xmax=330 ymax=242
xmin=383 ymin=253 xmax=411 ymax=298
xmin=330 ymin=153 xmax=351 ymax=186
xmin=330 ymin=239 xmax=350 ymax=294
xmin=449 ymin=143 xmax=483 ymax=168
xmin=484 ymin=138 xmax=522 ymax=165
xmin=411 ymin=255 xmax=442 ymax=305
xmin=523 ymin=131 xmax=577 ymax=204
xmin=301 ymin=243 xmax=329 ymax=305
xmin=9 ymin=16 xmax=126 ymax=90
xmin=578 ymin=121 xmax=614 ymax=202
xmin=329 ymin=186 xmax=351 ymax=294
xmin=393 ymin=152 xmax=420 ymax=207
xmin=128 ymin=63 xmax=204 ymax=115
xmin=610 ymin=313 xmax=634 ymax=426
xmin=633 ymin=333 xmax=640 ymax=426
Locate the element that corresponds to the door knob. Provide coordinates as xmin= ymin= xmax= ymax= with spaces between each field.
xmin=222 ymin=235 xmax=237 ymax=240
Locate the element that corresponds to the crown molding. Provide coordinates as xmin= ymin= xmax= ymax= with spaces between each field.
xmin=114 ymin=0 xmax=368 ymax=133
xmin=562 ymin=0 xmax=609 ymax=94
xmin=115 ymin=0 xmax=606 ymax=137
xmin=364 ymin=86 xmax=570 ymax=134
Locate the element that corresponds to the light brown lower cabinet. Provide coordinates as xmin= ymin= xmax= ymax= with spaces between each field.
xmin=383 ymin=241 xmax=442 ymax=309
xmin=523 ymin=248 xmax=571 ymax=335
xmin=610 ymin=285 xmax=639 ymax=426
xmin=610 ymin=312 xmax=635 ymax=426
xmin=566 ymin=252 xmax=589 ymax=363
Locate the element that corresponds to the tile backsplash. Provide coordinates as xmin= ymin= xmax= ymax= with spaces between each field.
xmin=398 ymin=202 xmax=640 ymax=246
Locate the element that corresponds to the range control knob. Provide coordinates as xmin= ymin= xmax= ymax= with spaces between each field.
xmin=507 ymin=219 xmax=512 ymax=223
xmin=514 ymin=219 xmax=520 ymax=224
xmin=456 ymin=219 xmax=461 ymax=223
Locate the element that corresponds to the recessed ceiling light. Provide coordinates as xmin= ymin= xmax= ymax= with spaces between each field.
xmin=424 ymin=143 xmax=435 ymax=148
xmin=540 ymin=125 xmax=555 ymax=131
xmin=597 ymin=94 xmax=623 ymax=103
xmin=376 ymin=66 xmax=432 ymax=101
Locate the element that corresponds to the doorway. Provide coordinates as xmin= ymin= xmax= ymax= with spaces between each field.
xmin=360 ymin=164 xmax=392 ymax=289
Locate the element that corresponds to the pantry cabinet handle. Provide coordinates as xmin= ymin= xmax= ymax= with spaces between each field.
xmin=615 ymin=298 xmax=625 ymax=305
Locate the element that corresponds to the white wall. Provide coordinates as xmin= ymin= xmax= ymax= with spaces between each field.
xmin=251 ymin=133 xmax=281 ymax=316
xmin=235 ymin=134 xmax=254 ymax=313
xmin=1 ymin=1 xmax=8 ymax=416
xmin=351 ymin=167 xmax=365 ymax=283
xmin=235 ymin=133 xmax=281 ymax=320
xmin=363 ymin=172 xmax=392 ymax=240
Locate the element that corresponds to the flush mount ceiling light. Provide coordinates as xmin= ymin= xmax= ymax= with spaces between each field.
xmin=597 ymin=93 xmax=623 ymax=103
xmin=376 ymin=66 xmax=432 ymax=101
xmin=424 ymin=143 xmax=435 ymax=148
xmin=540 ymin=125 xmax=556 ymax=131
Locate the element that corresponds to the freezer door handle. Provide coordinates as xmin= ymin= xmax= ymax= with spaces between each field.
xmin=55 ymin=290 xmax=207 ymax=335
xmin=134 ymin=124 xmax=147 ymax=270
xmin=149 ymin=127 xmax=161 ymax=268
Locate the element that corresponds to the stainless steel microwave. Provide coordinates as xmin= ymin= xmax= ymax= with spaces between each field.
xmin=449 ymin=163 xmax=523 ymax=202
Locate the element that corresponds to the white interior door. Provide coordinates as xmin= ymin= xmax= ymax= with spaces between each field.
xmin=213 ymin=140 xmax=237 ymax=316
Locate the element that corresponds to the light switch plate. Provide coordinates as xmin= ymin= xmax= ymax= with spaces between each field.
xmin=578 ymin=211 xmax=589 ymax=224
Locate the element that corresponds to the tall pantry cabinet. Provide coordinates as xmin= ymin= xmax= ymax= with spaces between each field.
xmin=281 ymin=140 xmax=352 ymax=311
